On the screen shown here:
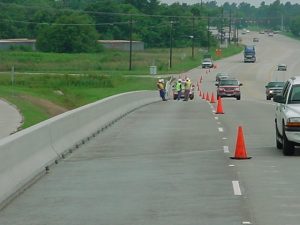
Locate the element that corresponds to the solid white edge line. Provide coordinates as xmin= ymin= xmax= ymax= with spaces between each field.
xmin=232 ymin=181 xmax=242 ymax=196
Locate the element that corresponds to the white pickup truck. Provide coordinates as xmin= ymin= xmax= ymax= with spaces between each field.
xmin=201 ymin=58 xmax=214 ymax=68
xmin=274 ymin=77 xmax=300 ymax=155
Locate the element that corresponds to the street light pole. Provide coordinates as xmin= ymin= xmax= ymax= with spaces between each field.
xmin=207 ymin=16 xmax=210 ymax=52
xmin=129 ymin=16 xmax=133 ymax=71
xmin=192 ymin=17 xmax=195 ymax=58
xmin=169 ymin=21 xmax=174 ymax=69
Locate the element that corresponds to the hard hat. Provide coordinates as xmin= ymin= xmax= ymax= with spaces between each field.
xmin=178 ymin=79 xmax=182 ymax=82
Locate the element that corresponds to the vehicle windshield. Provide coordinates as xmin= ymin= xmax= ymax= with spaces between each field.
xmin=203 ymin=58 xmax=211 ymax=62
xmin=267 ymin=82 xmax=284 ymax=88
xmin=219 ymin=79 xmax=239 ymax=86
xmin=289 ymin=85 xmax=300 ymax=103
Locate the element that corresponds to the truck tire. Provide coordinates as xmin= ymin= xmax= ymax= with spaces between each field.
xmin=236 ymin=96 xmax=241 ymax=100
xmin=282 ymin=126 xmax=295 ymax=156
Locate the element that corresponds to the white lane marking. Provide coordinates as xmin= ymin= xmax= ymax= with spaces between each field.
xmin=242 ymin=222 xmax=252 ymax=225
xmin=214 ymin=117 xmax=218 ymax=120
xmin=223 ymin=146 xmax=229 ymax=153
xmin=222 ymin=137 xmax=227 ymax=140
xmin=218 ymin=127 xmax=224 ymax=132
xmin=229 ymin=164 xmax=235 ymax=167
xmin=232 ymin=181 xmax=242 ymax=195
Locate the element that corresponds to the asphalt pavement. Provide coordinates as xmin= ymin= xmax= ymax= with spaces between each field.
xmin=0 ymin=99 xmax=22 ymax=139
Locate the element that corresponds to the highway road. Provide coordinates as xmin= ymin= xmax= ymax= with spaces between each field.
xmin=0 ymin=99 xmax=22 ymax=139
xmin=1 ymin=32 xmax=300 ymax=225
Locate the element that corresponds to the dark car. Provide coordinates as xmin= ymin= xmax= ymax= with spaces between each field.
xmin=216 ymin=79 xmax=242 ymax=100
xmin=265 ymin=81 xmax=285 ymax=100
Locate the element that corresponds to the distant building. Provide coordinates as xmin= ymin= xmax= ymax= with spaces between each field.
xmin=0 ymin=39 xmax=36 ymax=50
xmin=98 ymin=40 xmax=144 ymax=51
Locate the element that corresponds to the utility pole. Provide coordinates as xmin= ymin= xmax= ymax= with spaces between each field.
xmin=229 ymin=8 xmax=232 ymax=45
xmin=236 ymin=18 xmax=239 ymax=45
xmin=281 ymin=14 xmax=284 ymax=31
xmin=235 ymin=11 xmax=239 ymax=45
xmin=129 ymin=16 xmax=133 ymax=71
xmin=169 ymin=20 xmax=174 ymax=69
xmin=220 ymin=6 xmax=224 ymax=45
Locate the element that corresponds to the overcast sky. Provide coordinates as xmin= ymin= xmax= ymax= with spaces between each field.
xmin=160 ymin=0 xmax=300 ymax=7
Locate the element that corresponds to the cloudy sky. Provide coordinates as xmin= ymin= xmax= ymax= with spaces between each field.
xmin=160 ymin=0 xmax=300 ymax=7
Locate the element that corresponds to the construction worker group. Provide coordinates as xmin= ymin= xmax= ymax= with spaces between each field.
xmin=157 ymin=77 xmax=193 ymax=101
xmin=175 ymin=78 xmax=193 ymax=101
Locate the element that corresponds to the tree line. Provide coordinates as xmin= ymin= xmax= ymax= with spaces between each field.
xmin=0 ymin=0 xmax=300 ymax=53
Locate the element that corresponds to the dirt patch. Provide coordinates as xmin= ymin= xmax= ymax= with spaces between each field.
xmin=20 ymin=95 xmax=68 ymax=117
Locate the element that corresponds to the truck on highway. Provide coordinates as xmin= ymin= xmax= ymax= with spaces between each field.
xmin=244 ymin=45 xmax=256 ymax=63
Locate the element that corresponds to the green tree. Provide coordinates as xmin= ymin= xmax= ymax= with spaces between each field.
xmin=36 ymin=13 xmax=100 ymax=53
xmin=290 ymin=16 xmax=300 ymax=36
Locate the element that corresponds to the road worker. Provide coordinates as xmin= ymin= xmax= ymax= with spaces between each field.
xmin=184 ymin=78 xmax=192 ymax=101
xmin=175 ymin=79 xmax=182 ymax=100
xmin=157 ymin=79 xmax=166 ymax=101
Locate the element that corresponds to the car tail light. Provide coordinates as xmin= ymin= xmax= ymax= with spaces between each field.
xmin=286 ymin=118 xmax=300 ymax=127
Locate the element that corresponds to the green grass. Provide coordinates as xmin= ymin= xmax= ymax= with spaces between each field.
xmin=0 ymin=45 xmax=243 ymax=129
xmin=0 ymin=45 xmax=242 ymax=75
xmin=0 ymin=75 xmax=158 ymax=128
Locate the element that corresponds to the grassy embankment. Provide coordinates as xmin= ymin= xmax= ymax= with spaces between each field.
xmin=0 ymin=45 xmax=243 ymax=129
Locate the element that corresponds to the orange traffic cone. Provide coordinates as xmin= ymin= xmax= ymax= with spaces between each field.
xmin=205 ymin=92 xmax=210 ymax=101
xmin=230 ymin=126 xmax=252 ymax=160
xmin=215 ymin=96 xmax=224 ymax=114
xmin=210 ymin=92 xmax=216 ymax=103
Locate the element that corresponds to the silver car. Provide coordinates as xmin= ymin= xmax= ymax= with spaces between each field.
xmin=277 ymin=64 xmax=287 ymax=71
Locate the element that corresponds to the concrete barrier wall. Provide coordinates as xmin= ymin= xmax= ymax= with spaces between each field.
xmin=0 ymin=90 xmax=160 ymax=208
